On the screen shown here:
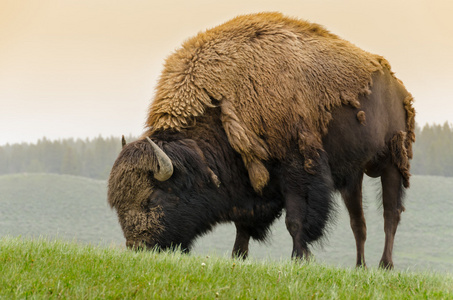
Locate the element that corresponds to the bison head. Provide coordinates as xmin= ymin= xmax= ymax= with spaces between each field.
xmin=108 ymin=136 xmax=221 ymax=252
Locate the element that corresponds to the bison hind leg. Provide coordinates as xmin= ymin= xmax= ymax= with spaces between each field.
xmin=379 ymin=163 xmax=406 ymax=269
xmin=341 ymin=172 xmax=367 ymax=268
xmin=378 ymin=133 xmax=410 ymax=269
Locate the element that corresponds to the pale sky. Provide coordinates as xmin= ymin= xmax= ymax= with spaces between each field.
xmin=1 ymin=0 xmax=452 ymax=145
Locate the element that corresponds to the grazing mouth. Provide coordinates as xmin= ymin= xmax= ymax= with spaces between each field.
xmin=126 ymin=239 xmax=161 ymax=251
xmin=126 ymin=239 xmax=190 ymax=254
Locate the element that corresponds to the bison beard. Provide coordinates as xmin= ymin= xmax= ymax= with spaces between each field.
xmin=108 ymin=13 xmax=415 ymax=269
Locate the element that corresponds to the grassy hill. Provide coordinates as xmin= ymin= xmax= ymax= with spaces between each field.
xmin=0 ymin=173 xmax=123 ymax=246
xmin=1 ymin=173 xmax=452 ymax=273
xmin=1 ymin=237 xmax=452 ymax=299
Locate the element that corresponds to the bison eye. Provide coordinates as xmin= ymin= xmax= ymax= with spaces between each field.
xmin=140 ymin=197 xmax=159 ymax=211
xmin=146 ymin=189 xmax=180 ymax=208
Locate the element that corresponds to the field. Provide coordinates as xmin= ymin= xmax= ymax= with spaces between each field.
xmin=0 ymin=174 xmax=123 ymax=246
xmin=1 ymin=173 xmax=452 ymax=273
xmin=1 ymin=237 xmax=452 ymax=299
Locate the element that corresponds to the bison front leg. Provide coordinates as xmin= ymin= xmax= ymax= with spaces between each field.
xmin=285 ymin=192 xmax=311 ymax=259
xmin=282 ymin=153 xmax=335 ymax=261
xmin=341 ymin=172 xmax=367 ymax=268
xmin=379 ymin=164 xmax=405 ymax=269
xmin=232 ymin=223 xmax=251 ymax=259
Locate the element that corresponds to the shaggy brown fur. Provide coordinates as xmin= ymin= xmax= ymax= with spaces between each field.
xmin=108 ymin=140 xmax=165 ymax=242
xmin=146 ymin=12 xmax=412 ymax=192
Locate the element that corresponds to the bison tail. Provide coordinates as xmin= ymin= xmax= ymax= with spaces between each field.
xmin=389 ymin=131 xmax=411 ymax=188
xmin=403 ymin=94 xmax=416 ymax=160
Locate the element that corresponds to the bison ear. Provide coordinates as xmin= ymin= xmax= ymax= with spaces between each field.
xmin=122 ymin=135 xmax=127 ymax=148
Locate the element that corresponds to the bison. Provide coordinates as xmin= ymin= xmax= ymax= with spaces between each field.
xmin=108 ymin=12 xmax=415 ymax=269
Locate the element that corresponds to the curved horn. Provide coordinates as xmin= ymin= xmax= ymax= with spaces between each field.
xmin=146 ymin=137 xmax=174 ymax=181
xmin=121 ymin=135 xmax=127 ymax=148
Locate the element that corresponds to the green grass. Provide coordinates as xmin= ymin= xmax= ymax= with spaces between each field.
xmin=1 ymin=237 xmax=452 ymax=299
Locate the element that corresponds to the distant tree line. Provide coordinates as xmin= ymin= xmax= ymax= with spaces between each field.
xmin=0 ymin=136 xmax=130 ymax=180
xmin=0 ymin=123 xmax=452 ymax=179
xmin=411 ymin=122 xmax=453 ymax=177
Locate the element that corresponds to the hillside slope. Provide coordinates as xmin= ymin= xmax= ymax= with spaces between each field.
xmin=0 ymin=173 xmax=123 ymax=246
xmin=1 ymin=173 xmax=452 ymax=272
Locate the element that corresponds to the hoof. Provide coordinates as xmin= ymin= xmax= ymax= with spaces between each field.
xmin=356 ymin=263 xmax=367 ymax=269
xmin=379 ymin=260 xmax=394 ymax=270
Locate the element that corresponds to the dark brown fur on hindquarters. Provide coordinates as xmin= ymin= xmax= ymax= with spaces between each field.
xmin=323 ymin=68 xmax=414 ymax=269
